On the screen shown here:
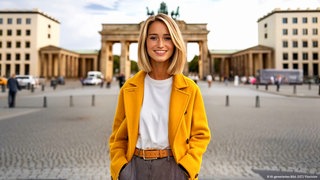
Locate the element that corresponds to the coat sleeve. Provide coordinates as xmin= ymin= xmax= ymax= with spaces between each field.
xmin=109 ymin=89 xmax=129 ymax=180
xmin=178 ymin=86 xmax=211 ymax=180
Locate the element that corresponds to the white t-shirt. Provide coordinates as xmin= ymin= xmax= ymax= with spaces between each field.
xmin=136 ymin=74 xmax=172 ymax=150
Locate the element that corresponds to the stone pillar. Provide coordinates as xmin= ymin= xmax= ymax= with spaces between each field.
xmin=48 ymin=53 xmax=53 ymax=77
xmin=120 ymin=41 xmax=130 ymax=80
xmin=248 ymin=53 xmax=253 ymax=76
xmin=100 ymin=41 xmax=114 ymax=80
xmin=200 ymin=40 xmax=209 ymax=80
xmin=183 ymin=41 xmax=189 ymax=75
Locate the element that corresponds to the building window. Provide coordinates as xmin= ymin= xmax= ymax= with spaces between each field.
xmin=292 ymin=17 xmax=298 ymax=24
xmin=293 ymin=63 xmax=299 ymax=69
xmin=264 ymin=23 xmax=267 ymax=28
xmin=312 ymin=28 xmax=318 ymax=35
xmin=282 ymin=41 xmax=288 ymax=48
xmin=312 ymin=17 xmax=318 ymax=23
xmin=16 ymin=41 xmax=21 ymax=48
xmin=292 ymin=29 xmax=298 ymax=35
xmin=292 ymin=41 xmax=298 ymax=48
xmin=302 ymin=28 xmax=308 ymax=35
xmin=283 ymin=53 xmax=288 ymax=60
xmin=17 ymin=18 xmax=22 ymax=24
xmin=264 ymin=33 xmax=268 ymax=39
xmin=302 ymin=17 xmax=308 ymax=23
xmin=26 ymin=29 xmax=31 ymax=36
xmin=48 ymin=24 xmax=51 ymax=28
xmin=0 ymin=41 xmax=2 ymax=48
xmin=293 ymin=53 xmax=298 ymax=60
xmin=302 ymin=52 xmax=308 ymax=60
xmin=282 ymin=17 xmax=288 ymax=24
xmin=6 ymin=41 xmax=12 ymax=48
xmin=282 ymin=29 xmax=288 ymax=35
xmin=6 ymin=53 xmax=11 ymax=61
xmin=48 ymin=34 xmax=51 ymax=39
xmin=26 ymin=18 xmax=31 ymax=24
xmin=283 ymin=64 xmax=289 ymax=69
xmin=313 ymin=53 xmax=319 ymax=60
xmin=7 ymin=18 xmax=13 ymax=24
xmin=25 ymin=53 xmax=30 ymax=61
xmin=15 ymin=53 xmax=20 ymax=61
xmin=0 ymin=29 xmax=2 ymax=36
xmin=312 ymin=41 xmax=318 ymax=48
xmin=0 ymin=18 xmax=3 ymax=24
xmin=25 ymin=41 xmax=30 ymax=48
xmin=302 ymin=41 xmax=308 ymax=48
xmin=16 ymin=29 xmax=21 ymax=36
xmin=7 ymin=29 xmax=12 ymax=36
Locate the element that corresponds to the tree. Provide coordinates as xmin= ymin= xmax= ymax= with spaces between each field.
xmin=188 ymin=55 xmax=199 ymax=73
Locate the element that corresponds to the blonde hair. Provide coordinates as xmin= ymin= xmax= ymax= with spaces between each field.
xmin=137 ymin=13 xmax=186 ymax=75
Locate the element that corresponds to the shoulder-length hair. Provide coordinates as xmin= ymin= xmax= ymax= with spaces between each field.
xmin=137 ymin=13 xmax=186 ymax=75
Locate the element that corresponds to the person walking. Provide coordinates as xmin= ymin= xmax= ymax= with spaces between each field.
xmin=109 ymin=13 xmax=211 ymax=180
xmin=7 ymin=74 xmax=21 ymax=108
xmin=206 ymin=74 xmax=213 ymax=88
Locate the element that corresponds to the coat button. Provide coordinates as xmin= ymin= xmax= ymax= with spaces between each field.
xmin=186 ymin=138 xmax=189 ymax=144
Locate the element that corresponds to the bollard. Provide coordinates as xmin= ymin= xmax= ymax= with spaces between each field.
xmin=41 ymin=84 xmax=45 ymax=91
xmin=43 ymin=96 xmax=47 ymax=108
xmin=92 ymin=94 xmax=95 ymax=106
xmin=293 ymin=85 xmax=297 ymax=94
xmin=255 ymin=95 xmax=260 ymax=108
xmin=31 ymin=84 xmax=34 ymax=93
xmin=265 ymin=84 xmax=268 ymax=91
xmin=225 ymin=95 xmax=229 ymax=107
xmin=1 ymin=84 xmax=5 ymax=92
xmin=70 ymin=95 xmax=74 ymax=107
xmin=308 ymin=82 xmax=311 ymax=90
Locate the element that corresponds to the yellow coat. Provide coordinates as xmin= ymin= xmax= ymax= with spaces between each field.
xmin=109 ymin=71 xmax=211 ymax=180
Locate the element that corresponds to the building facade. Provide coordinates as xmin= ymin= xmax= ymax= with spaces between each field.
xmin=258 ymin=8 xmax=320 ymax=78
xmin=0 ymin=9 xmax=60 ymax=77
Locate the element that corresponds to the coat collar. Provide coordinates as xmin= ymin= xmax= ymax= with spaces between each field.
xmin=127 ymin=71 xmax=189 ymax=90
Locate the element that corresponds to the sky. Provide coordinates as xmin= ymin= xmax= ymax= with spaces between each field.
xmin=1 ymin=0 xmax=320 ymax=61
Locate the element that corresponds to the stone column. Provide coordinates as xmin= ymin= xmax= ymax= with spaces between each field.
xmin=248 ymin=53 xmax=253 ymax=76
xmin=183 ymin=41 xmax=189 ymax=75
xmin=120 ymin=41 xmax=130 ymax=79
xmin=48 ymin=53 xmax=53 ymax=77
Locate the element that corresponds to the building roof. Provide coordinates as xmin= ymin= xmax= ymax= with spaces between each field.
xmin=0 ymin=9 xmax=60 ymax=24
xmin=258 ymin=7 xmax=320 ymax=22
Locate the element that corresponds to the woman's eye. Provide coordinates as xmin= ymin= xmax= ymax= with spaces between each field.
xmin=164 ymin=36 xmax=172 ymax=41
xmin=149 ymin=36 xmax=157 ymax=40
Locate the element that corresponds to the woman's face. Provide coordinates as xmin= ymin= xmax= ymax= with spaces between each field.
xmin=146 ymin=21 xmax=174 ymax=64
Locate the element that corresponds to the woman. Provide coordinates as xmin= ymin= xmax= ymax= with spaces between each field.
xmin=109 ymin=13 xmax=211 ymax=180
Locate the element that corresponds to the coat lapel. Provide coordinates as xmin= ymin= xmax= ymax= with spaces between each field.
xmin=168 ymin=74 xmax=190 ymax=144
xmin=123 ymin=71 xmax=145 ymax=152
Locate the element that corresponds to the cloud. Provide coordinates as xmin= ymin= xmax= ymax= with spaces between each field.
xmin=84 ymin=3 xmax=114 ymax=11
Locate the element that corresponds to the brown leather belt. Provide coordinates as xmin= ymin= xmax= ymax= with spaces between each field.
xmin=134 ymin=148 xmax=173 ymax=160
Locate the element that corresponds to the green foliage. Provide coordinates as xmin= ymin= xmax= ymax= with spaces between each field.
xmin=188 ymin=55 xmax=199 ymax=73
xmin=113 ymin=55 xmax=139 ymax=73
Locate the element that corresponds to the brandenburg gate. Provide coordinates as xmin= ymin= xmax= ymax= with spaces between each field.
xmin=99 ymin=4 xmax=210 ymax=80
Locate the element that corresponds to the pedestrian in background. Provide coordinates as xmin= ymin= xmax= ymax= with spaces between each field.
xmin=206 ymin=74 xmax=213 ymax=88
xmin=7 ymin=74 xmax=21 ymax=108
xmin=109 ymin=13 xmax=211 ymax=180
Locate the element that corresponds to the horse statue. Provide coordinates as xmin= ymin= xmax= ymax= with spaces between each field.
xmin=171 ymin=6 xmax=180 ymax=19
xmin=146 ymin=7 xmax=154 ymax=16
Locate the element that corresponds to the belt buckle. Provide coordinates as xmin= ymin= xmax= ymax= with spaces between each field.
xmin=142 ymin=150 xmax=157 ymax=160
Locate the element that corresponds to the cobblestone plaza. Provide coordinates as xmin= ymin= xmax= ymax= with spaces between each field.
xmin=0 ymin=80 xmax=319 ymax=179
